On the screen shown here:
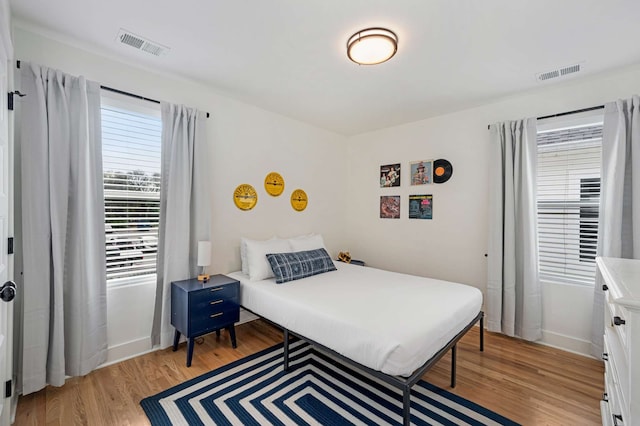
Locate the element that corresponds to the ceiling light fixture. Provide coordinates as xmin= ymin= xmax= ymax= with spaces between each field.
xmin=347 ymin=27 xmax=398 ymax=65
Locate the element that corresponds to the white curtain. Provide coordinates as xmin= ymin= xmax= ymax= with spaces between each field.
xmin=19 ymin=63 xmax=106 ymax=394
xmin=487 ymin=119 xmax=542 ymax=341
xmin=591 ymin=96 xmax=640 ymax=357
xmin=151 ymin=103 xmax=211 ymax=348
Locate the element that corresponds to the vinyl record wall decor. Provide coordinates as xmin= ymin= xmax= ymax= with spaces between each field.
xmin=233 ymin=184 xmax=258 ymax=210
xmin=264 ymin=172 xmax=285 ymax=196
xmin=377 ymin=158 xmax=453 ymax=220
xmin=233 ymin=172 xmax=310 ymax=212
xmin=433 ymin=159 xmax=453 ymax=184
xmin=290 ymin=189 xmax=308 ymax=211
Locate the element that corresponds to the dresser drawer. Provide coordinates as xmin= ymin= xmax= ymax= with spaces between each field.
xmin=605 ymin=326 xmax=629 ymax=403
xmin=604 ymin=338 xmax=627 ymax=424
xmin=190 ymin=308 xmax=240 ymax=335
xmin=601 ymin=399 xmax=613 ymax=426
xmin=605 ymin=291 xmax=629 ymax=350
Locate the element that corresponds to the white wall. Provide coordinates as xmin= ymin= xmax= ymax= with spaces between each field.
xmin=344 ymin=64 xmax=640 ymax=356
xmin=13 ymin=26 xmax=348 ymax=363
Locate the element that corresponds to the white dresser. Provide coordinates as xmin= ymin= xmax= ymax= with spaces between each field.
xmin=597 ymin=257 xmax=640 ymax=426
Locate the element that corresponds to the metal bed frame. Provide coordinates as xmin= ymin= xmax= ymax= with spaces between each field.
xmin=246 ymin=307 xmax=484 ymax=426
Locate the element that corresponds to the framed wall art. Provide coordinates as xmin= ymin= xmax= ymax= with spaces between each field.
xmin=408 ymin=194 xmax=433 ymax=219
xmin=409 ymin=160 xmax=432 ymax=185
xmin=380 ymin=196 xmax=401 ymax=219
xmin=379 ymin=163 xmax=401 ymax=188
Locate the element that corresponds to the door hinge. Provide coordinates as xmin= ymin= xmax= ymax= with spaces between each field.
xmin=7 ymin=91 xmax=26 ymax=111
xmin=4 ymin=380 xmax=11 ymax=398
xmin=7 ymin=237 xmax=13 ymax=255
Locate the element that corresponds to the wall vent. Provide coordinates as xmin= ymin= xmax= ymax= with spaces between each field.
xmin=560 ymin=64 xmax=580 ymax=76
xmin=536 ymin=63 xmax=583 ymax=82
xmin=116 ymin=29 xmax=170 ymax=57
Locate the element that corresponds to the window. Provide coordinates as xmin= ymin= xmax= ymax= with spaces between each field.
xmin=536 ymin=114 xmax=603 ymax=286
xmin=101 ymin=93 xmax=162 ymax=286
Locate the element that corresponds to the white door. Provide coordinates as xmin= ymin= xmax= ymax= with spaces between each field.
xmin=0 ymin=37 xmax=13 ymax=426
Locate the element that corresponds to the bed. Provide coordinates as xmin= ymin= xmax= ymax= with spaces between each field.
xmin=227 ymin=258 xmax=484 ymax=426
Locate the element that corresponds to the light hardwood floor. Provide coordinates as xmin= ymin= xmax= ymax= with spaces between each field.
xmin=15 ymin=320 xmax=604 ymax=425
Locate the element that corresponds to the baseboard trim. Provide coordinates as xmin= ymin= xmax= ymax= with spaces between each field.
xmin=102 ymin=337 xmax=154 ymax=368
xmin=539 ymin=329 xmax=594 ymax=358
xmin=102 ymin=311 xmax=259 ymax=367
xmin=239 ymin=308 xmax=259 ymax=324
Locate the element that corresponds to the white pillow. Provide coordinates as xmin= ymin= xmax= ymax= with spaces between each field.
xmin=241 ymin=236 xmax=277 ymax=275
xmin=289 ymin=234 xmax=326 ymax=251
xmin=245 ymin=238 xmax=292 ymax=281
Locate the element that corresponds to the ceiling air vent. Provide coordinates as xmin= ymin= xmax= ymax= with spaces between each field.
xmin=116 ymin=29 xmax=170 ymax=57
xmin=536 ymin=63 xmax=582 ymax=82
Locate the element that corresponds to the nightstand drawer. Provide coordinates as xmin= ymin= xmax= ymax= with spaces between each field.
xmin=195 ymin=297 xmax=238 ymax=314
xmin=190 ymin=309 xmax=240 ymax=335
xmin=190 ymin=284 xmax=238 ymax=305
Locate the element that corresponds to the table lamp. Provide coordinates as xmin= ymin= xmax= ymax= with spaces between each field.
xmin=197 ymin=241 xmax=211 ymax=282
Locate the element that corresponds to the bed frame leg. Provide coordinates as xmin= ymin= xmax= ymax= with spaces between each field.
xmin=451 ymin=344 xmax=457 ymax=388
xmin=402 ymin=385 xmax=411 ymax=426
xmin=283 ymin=329 xmax=290 ymax=372
xmin=480 ymin=313 xmax=485 ymax=352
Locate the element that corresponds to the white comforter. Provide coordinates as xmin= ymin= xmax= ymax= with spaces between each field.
xmin=227 ymin=262 xmax=482 ymax=377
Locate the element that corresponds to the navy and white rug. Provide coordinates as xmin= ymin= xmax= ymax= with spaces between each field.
xmin=141 ymin=340 xmax=519 ymax=425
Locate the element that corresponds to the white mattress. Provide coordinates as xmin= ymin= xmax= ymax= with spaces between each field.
xmin=227 ymin=262 xmax=482 ymax=377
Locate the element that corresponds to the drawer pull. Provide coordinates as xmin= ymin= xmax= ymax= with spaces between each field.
xmin=210 ymin=300 xmax=223 ymax=305
xmin=613 ymin=414 xmax=623 ymax=426
xmin=613 ymin=316 xmax=626 ymax=326
xmin=603 ymin=392 xmax=608 ymax=402
xmin=210 ymin=312 xmax=223 ymax=318
xmin=602 ymin=284 xmax=608 ymax=291
xmin=210 ymin=287 xmax=224 ymax=292
xmin=602 ymin=352 xmax=609 ymax=361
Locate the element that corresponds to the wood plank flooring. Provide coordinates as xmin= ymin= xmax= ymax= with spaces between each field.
xmin=15 ymin=320 xmax=604 ymax=425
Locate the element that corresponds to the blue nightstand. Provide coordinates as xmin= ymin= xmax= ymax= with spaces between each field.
xmin=171 ymin=275 xmax=240 ymax=367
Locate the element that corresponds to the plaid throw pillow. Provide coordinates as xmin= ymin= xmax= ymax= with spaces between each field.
xmin=266 ymin=248 xmax=337 ymax=284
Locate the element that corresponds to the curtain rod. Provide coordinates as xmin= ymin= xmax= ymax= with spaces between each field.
xmin=487 ymin=105 xmax=605 ymax=130
xmin=16 ymin=60 xmax=210 ymax=118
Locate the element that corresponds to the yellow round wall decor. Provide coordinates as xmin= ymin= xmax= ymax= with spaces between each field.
xmin=233 ymin=184 xmax=258 ymax=211
xmin=264 ymin=172 xmax=285 ymax=196
xmin=290 ymin=189 xmax=308 ymax=212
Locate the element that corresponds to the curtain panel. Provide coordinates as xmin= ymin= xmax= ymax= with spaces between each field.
xmin=591 ymin=96 xmax=640 ymax=357
xmin=152 ymin=103 xmax=211 ymax=348
xmin=19 ymin=63 xmax=107 ymax=394
xmin=487 ymin=119 xmax=542 ymax=341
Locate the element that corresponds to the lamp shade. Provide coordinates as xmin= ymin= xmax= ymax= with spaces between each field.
xmin=347 ymin=28 xmax=398 ymax=65
xmin=197 ymin=241 xmax=211 ymax=267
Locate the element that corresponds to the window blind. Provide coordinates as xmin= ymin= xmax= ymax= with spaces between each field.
xmin=102 ymin=101 xmax=162 ymax=283
xmin=537 ymin=123 xmax=602 ymax=286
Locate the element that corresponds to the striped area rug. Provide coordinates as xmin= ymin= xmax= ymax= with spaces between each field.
xmin=141 ymin=340 xmax=519 ymax=425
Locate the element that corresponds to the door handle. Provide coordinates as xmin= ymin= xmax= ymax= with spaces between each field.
xmin=1 ymin=281 xmax=16 ymax=302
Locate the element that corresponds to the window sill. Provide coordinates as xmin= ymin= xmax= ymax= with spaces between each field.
xmin=107 ymin=273 xmax=157 ymax=289
xmin=540 ymin=277 xmax=595 ymax=288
